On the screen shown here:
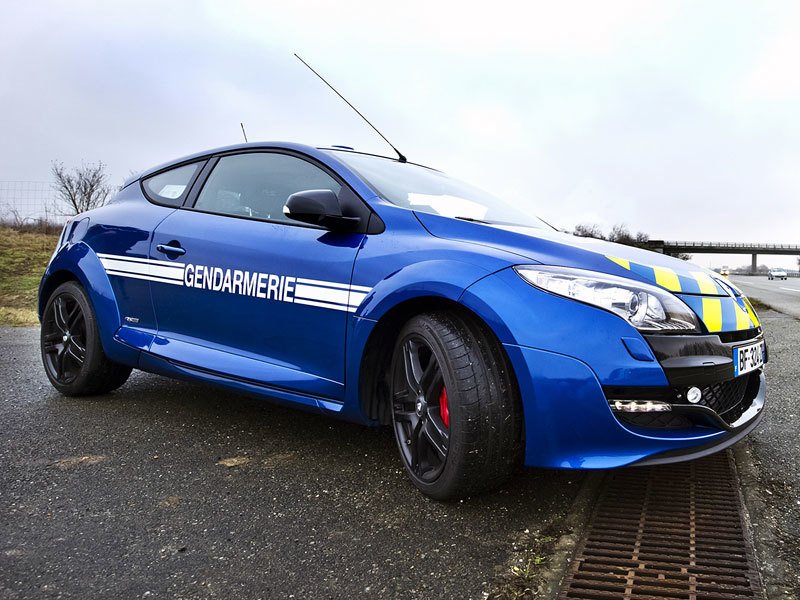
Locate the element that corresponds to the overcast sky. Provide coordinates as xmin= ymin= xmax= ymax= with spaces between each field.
xmin=1 ymin=1 xmax=798 ymax=268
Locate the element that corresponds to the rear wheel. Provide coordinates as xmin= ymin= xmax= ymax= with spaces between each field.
xmin=389 ymin=312 xmax=522 ymax=500
xmin=41 ymin=281 xmax=132 ymax=396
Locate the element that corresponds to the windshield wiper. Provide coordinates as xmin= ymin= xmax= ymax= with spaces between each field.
xmin=454 ymin=216 xmax=491 ymax=224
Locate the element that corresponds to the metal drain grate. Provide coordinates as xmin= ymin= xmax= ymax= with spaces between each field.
xmin=558 ymin=451 xmax=763 ymax=600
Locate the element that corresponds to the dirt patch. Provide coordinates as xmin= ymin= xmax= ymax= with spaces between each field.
xmin=262 ymin=452 xmax=299 ymax=469
xmin=52 ymin=455 xmax=108 ymax=469
xmin=216 ymin=456 xmax=250 ymax=468
xmin=158 ymin=495 xmax=182 ymax=508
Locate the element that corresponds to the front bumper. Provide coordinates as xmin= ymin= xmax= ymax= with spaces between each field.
xmin=460 ymin=267 xmax=766 ymax=469
xmin=503 ymin=342 xmax=765 ymax=469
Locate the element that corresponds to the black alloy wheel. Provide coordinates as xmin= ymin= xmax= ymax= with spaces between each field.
xmin=388 ymin=312 xmax=523 ymax=500
xmin=42 ymin=293 xmax=87 ymax=385
xmin=391 ymin=334 xmax=451 ymax=483
xmin=40 ymin=281 xmax=132 ymax=396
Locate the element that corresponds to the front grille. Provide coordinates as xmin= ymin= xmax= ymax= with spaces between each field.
xmin=696 ymin=375 xmax=750 ymax=419
xmin=718 ymin=328 xmax=760 ymax=343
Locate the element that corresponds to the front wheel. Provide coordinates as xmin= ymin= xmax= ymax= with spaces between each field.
xmin=389 ymin=312 xmax=522 ymax=500
xmin=41 ymin=281 xmax=132 ymax=396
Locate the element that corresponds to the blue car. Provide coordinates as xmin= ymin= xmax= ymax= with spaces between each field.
xmin=39 ymin=142 xmax=766 ymax=499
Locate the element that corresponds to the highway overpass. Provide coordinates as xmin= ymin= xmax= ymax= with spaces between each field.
xmin=647 ymin=241 xmax=800 ymax=273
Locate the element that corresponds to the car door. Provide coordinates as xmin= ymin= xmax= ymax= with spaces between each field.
xmin=147 ymin=151 xmax=367 ymax=401
xmin=95 ymin=161 xmax=205 ymax=351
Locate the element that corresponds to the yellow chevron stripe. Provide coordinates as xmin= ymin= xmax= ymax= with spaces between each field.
xmin=734 ymin=304 xmax=751 ymax=330
xmin=607 ymin=256 xmax=631 ymax=270
xmin=653 ymin=266 xmax=682 ymax=292
xmin=690 ymin=271 xmax=718 ymax=295
xmin=702 ymin=298 xmax=723 ymax=332
xmin=744 ymin=298 xmax=760 ymax=327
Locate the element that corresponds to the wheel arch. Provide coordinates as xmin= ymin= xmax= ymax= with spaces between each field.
xmin=39 ymin=242 xmax=138 ymax=366
xmin=357 ymin=295 xmax=521 ymax=426
xmin=38 ymin=269 xmax=80 ymax=320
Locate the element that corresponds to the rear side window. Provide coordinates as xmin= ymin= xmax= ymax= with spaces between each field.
xmin=142 ymin=163 xmax=201 ymax=207
xmin=193 ymin=153 xmax=342 ymax=223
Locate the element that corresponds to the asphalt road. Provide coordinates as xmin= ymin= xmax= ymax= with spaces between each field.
xmin=0 ymin=327 xmax=582 ymax=600
xmin=731 ymin=275 xmax=800 ymax=319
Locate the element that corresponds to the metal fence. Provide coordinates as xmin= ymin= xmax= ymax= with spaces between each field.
xmin=0 ymin=181 xmax=66 ymax=227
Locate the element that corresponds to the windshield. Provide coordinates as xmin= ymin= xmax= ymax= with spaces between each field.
xmin=329 ymin=151 xmax=550 ymax=229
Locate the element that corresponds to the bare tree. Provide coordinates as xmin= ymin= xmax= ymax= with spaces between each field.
xmin=607 ymin=223 xmax=634 ymax=245
xmin=574 ymin=222 xmax=684 ymax=255
xmin=51 ymin=161 xmax=112 ymax=215
xmin=573 ymin=223 xmax=606 ymax=239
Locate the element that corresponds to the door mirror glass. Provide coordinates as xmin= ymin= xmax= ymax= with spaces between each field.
xmin=284 ymin=189 xmax=360 ymax=231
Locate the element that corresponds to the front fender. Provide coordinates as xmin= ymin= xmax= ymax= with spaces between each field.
xmin=356 ymin=258 xmax=494 ymax=322
xmin=40 ymin=241 xmax=139 ymax=365
xmin=337 ymin=258 xmax=497 ymax=423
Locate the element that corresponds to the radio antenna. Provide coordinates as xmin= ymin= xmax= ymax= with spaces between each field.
xmin=240 ymin=122 xmax=249 ymax=143
xmin=294 ymin=53 xmax=407 ymax=163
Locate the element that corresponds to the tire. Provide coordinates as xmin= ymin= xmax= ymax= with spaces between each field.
xmin=389 ymin=311 xmax=523 ymax=500
xmin=41 ymin=281 xmax=132 ymax=396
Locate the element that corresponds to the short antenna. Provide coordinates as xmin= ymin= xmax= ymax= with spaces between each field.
xmin=240 ymin=122 xmax=249 ymax=143
xmin=294 ymin=53 xmax=407 ymax=163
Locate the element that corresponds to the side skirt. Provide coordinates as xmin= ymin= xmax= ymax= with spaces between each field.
xmin=137 ymin=351 xmax=346 ymax=416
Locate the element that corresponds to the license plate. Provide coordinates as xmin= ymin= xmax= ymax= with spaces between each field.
xmin=733 ymin=340 xmax=765 ymax=377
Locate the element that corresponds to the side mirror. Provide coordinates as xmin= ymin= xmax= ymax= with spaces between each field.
xmin=283 ymin=189 xmax=361 ymax=231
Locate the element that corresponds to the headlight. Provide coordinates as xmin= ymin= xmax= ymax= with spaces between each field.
xmin=514 ymin=265 xmax=701 ymax=333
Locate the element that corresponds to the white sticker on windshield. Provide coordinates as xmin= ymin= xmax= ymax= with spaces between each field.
xmin=407 ymin=193 xmax=488 ymax=220
xmin=158 ymin=184 xmax=187 ymax=199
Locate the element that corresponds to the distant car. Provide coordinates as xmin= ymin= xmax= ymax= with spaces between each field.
xmin=719 ymin=268 xmax=730 ymax=277
xmin=38 ymin=142 xmax=767 ymax=499
xmin=768 ymin=269 xmax=787 ymax=280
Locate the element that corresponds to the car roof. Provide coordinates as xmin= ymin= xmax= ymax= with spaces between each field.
xmin=128 ymin=142 xmax=406 ymax=183
xmin=125 ymin=142 xmax=436 ymax=188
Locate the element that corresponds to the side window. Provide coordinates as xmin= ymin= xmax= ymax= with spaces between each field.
xmin=193 ymin=153 xmax=342 ymax=223
xmin=142 ymin=163 xmax=202 ymax=207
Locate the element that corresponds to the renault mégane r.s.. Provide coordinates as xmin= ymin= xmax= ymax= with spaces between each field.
xmin=39 ymin=142 xmax=766 ymax=499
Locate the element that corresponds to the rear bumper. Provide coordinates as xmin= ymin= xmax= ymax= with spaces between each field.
xmin=504 ymin=343 xmax=765 ymax=469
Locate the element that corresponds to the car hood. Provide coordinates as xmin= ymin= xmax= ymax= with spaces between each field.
xmin=415 ymin=211 xmax=761 ymax=334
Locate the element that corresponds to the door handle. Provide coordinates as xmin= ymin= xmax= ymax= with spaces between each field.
xmin=156 ymin=243 xmax=186 ymax=256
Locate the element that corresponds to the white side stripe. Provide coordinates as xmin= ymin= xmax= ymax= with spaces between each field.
xmin=100 ymin=258 xmax=184 ymax=280
xmin=296 ymin=277 xmax=371 ymax=293
xmin=294 ymin=283 xmax=352 ymax=307
xmin=104 ymin=270 xmax=184 ymax=285
xmin=98 ymin=252 xmax=372 ymax=312
xmin=293 ymin=298 xmax=358 ymax=312
xmin=97 ymin=252 xmax=183 ymax=269
xmin=348 ymin=290 xmax=368 ymax=307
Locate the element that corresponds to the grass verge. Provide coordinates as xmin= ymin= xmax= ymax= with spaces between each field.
xmin=0 ymin=227 xmax=60 ymax=326
xmin=748 ymin=297 xmax=772 ymax=312
xmin=488 ymin=524 xmax=562 ymax=599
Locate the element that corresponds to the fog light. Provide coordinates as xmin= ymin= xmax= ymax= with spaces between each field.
xmin=687 ymin=387 xmax=702 ymax=404
xmin=610 ymin=400 xmax=672 ymax=413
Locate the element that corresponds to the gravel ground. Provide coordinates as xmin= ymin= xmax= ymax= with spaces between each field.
xmin=734 ymin=310 xmax=800 ymax=598
xmin=0 ymin=327 xmax=583 ymax=600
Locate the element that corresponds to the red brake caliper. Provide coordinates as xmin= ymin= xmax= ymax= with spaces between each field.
xmin=439 ymin=386 xmax=450 ymax=428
